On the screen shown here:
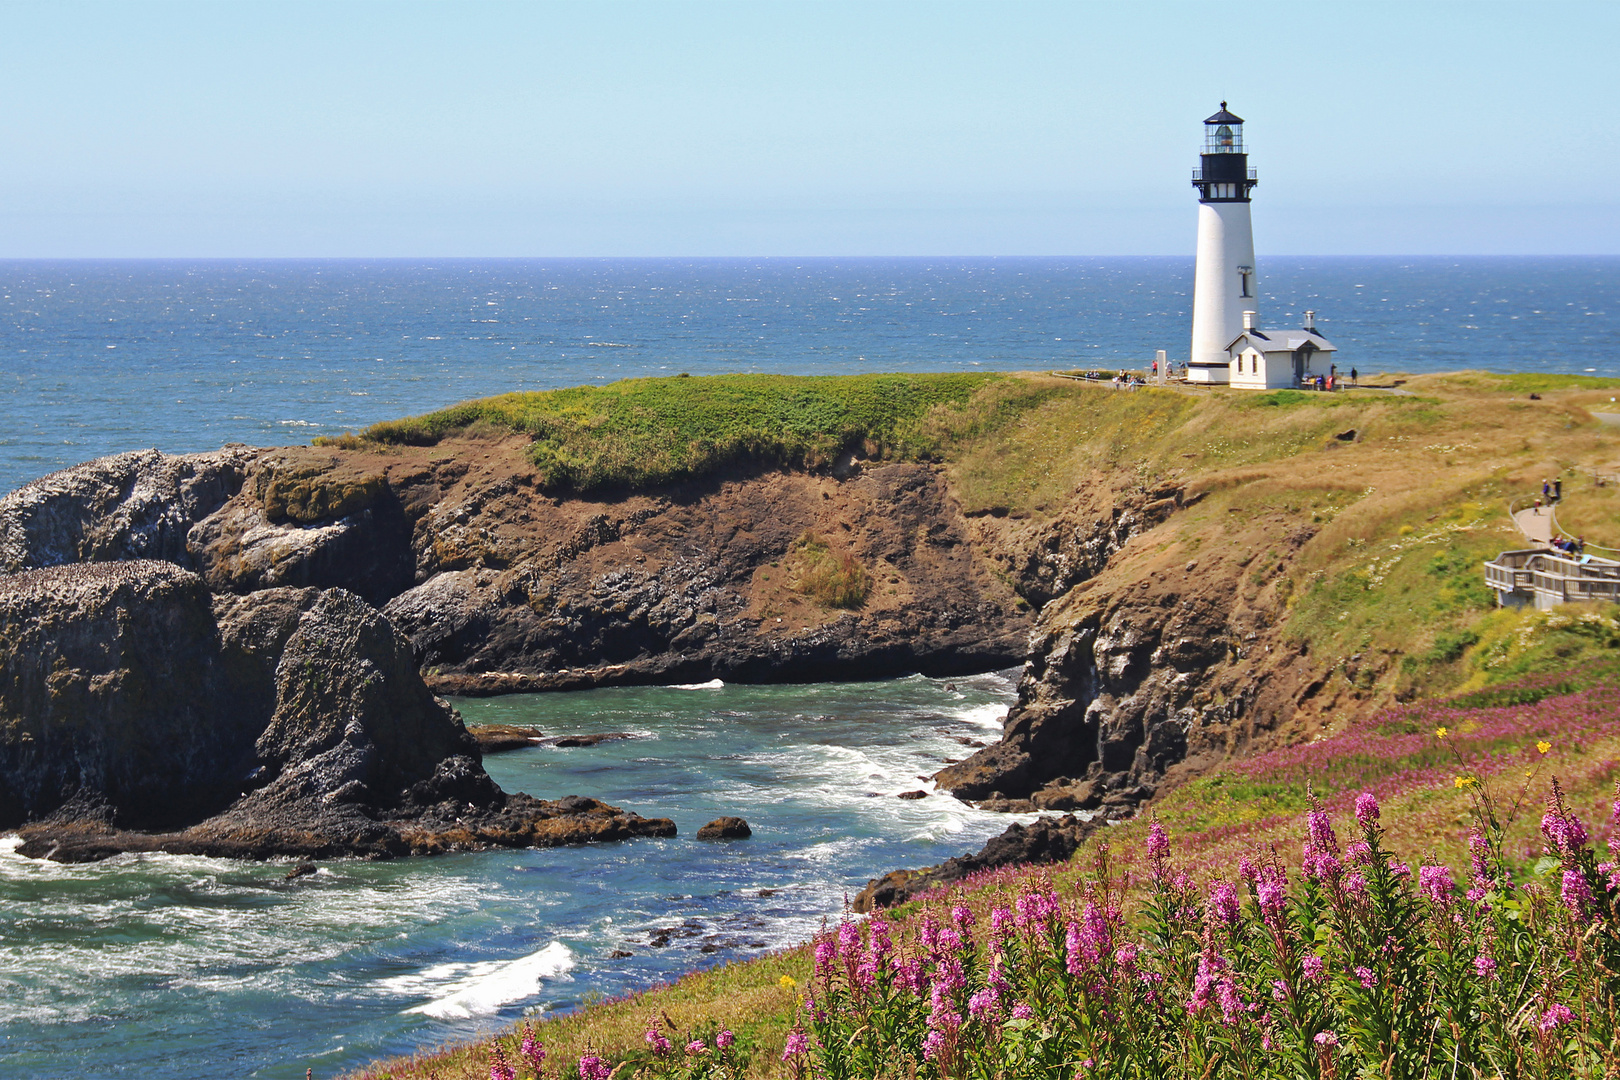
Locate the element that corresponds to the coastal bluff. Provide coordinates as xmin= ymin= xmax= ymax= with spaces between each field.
xmin=0 ymin=559 xmax=674 ymax=862
xmin=5 ymin=369 xmax=1618 ymax=850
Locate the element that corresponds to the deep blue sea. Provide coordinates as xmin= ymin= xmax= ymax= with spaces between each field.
xmin=0 ymin=257 xmax=1617 ymax=1079
xmin=2 ymin=257 xmax=1616 ymax=495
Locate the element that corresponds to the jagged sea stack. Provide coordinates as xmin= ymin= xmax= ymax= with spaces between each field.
xmin=1187 ymin=103 xmax=1258 ymax=384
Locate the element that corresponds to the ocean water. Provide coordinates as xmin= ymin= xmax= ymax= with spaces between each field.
xmin=1 ymin=256 xmax=1616 ymax=495
xmin=0 ymin=672 xmax=1022 ymax=1079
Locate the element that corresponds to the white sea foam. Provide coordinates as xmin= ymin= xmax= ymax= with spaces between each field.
xmin=389 ymin=941 xmax=575 ymax=1019
xmin=671 ymin=678 xmax=724 ymax=690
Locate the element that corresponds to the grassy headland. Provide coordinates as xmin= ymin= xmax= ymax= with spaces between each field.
xmin=319 ymin=373 xmax=1003 ymax=492
xmin=330 ymin=369 xmax=1620 ymax=1078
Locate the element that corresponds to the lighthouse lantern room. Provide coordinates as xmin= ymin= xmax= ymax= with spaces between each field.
xmin=1188 ymin=104 xmax=1259 ymax=384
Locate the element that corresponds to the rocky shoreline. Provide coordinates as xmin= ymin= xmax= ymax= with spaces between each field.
xmin=0 ymin=409 xmax=1397 ymax=863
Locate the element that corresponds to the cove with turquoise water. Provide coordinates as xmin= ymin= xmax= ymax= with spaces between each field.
xmin=0 ymin=672 xmax=1021 ymax=1079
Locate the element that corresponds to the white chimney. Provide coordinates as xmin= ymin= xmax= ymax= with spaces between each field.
xmin=1242 ymin=310 xmax=1257 ymax=331
xmin=1304 ymin=309 xmax=1316 ymax=331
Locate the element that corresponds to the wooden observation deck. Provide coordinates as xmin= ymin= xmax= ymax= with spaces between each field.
xmin=1484 ymin=548 xmax=1620 ymax=610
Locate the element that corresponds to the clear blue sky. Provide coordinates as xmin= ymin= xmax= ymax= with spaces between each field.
xmin=1 ymin=0 xmax=1615 ymax=257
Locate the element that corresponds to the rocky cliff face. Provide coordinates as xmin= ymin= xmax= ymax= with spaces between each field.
xmin=0 ymin=560 xmax=673 ymax=861
xmin=936 ymin=493 xmax=1324 ymax=814
xmin=1 ymin=441 xmax=1030 ymax=692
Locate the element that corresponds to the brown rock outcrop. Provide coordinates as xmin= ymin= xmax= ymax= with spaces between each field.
xmin=0 ymin=560 xmax=674 ymax=862
xmin=851 ymin=814 xmax=1096 ymax=911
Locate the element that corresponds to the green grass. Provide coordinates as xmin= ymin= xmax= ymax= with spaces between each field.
xmin=326 ymin=373 xmax=1005 ymax=492
xmin=787 ymin=533 xmax=872 ymax=609
xmin=1434 ymin=371 xmax=1620 ymax=394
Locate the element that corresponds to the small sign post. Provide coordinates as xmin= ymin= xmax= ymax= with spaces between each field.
xmin=1157 ymin=350 xmax=1167 ymax=385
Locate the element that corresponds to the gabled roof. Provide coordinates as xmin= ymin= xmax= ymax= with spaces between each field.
xmin=1225 ymin=328 xmax=1337 ymax=354
xmin=1205 ymin=102 xmax=1244 ymax=125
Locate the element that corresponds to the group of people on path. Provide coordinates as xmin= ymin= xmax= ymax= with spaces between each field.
xmin=1534 ymin=477 xmax=1588 ymax=556
xmin=1305 ymin=365 xmax=1358 ymax=392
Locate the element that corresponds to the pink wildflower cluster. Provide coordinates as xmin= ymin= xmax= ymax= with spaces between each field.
xmin=689 ymin=782 xmax=1619 ymax=1080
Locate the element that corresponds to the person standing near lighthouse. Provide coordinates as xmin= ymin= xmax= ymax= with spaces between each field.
xmin=1187 ymin=103 xmax=1258 ymax=383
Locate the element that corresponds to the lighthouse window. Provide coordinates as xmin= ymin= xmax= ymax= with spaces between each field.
xmin=1239 ymin=268 xmax=1253 ymax=298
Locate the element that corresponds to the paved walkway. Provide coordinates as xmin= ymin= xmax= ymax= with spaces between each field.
xmin=1513 ymin=505 xmax=1554 ymax=545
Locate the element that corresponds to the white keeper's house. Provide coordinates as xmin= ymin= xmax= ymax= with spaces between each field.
xmin=1225 ymin=309 xmax=1337 ymax=390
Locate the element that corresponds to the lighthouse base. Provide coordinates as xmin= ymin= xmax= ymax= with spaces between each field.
xmin=1185 ymin=361 xmax=1231 ymax=385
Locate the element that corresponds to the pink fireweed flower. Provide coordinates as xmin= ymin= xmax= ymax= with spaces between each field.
xmin=951 ymin=904 xmax=975 ymax=931
xmin=1541 ymin=791 xmax=1590 ymax=856
xmin=1562 ymin=869 xmax=1596 ymax=919
xmin=1537 ymin=1003 xmax=1575 ymax=1034
xmin=1346 ymin=840 xmax=1373 ymax=867
xmin=1011 ymin=1002 xmax=1034 ymax=1021
xmin=1188 ymin=954 xmax=1221 ymax=1015
xmin=1473 ymin=954 xmax=1497 ymax=979
xmin=1208 ymin=880 xmax=1241 ymax=927
xmin=1303 ymin=804 xmax=1342 ymax=881
xmin=990 ymin=905 xmax=1013 ymax=940
xmin=1238 ymin=855 xmax=1258 ymax=885
xmin=921 ymin=1029 xmax=946 ymax=1061
xmin=1147 ymin=820 xmax=1171 ymax=863
xmin=686 ymin=1040 xmax=707 ymax=1054
xmin=1114 ymin=943 xmax=1139 ymax=973
xmin=813 ymin=936 xmax=836 ymax=977
xmin=1313 ymin=1031 xmax=1339 ymax=1048
xmin=1217 ymin=978 xmax=1246 ymax=1024
xmin=716 ymin=1030 xmax=735 ymax=1050
xmin=520 ymin=1025 xmax=545 ymax=1071
xmin=837 ymin=920 xmax=860 ymax=958
xmin=645 ymin=1028 xmax=672 ymax=1057
xmin=1271 ymin=979 xmax=1288 ymax=1002
xmin=781 ymin=1030 xmax=809 ymax=1060
xmin=1307 ymin=808 xmax=1339 ymax=854
xmin=1419 ymin=864 xmax=1455 ymax=906
xmin=578 ymin=1056 xmax=611 ymax=1080
xmin=1469 ymin=829 xmax=1490 ymax=872
xmin=1355 ymin=966 xmax=1376 ymax=989
xmin=967 ymin=986 xmax=1001 ymax=1021
xmin=1342 ymin=871 xmax=1369 ymax=903
xmin=490 ymin=1045 xmax=516 ymax=1080
xmin=1354 ymin=791 xmax=1380 ymax=831
xmin=858 ymin=918 xmax=892 ymax=988
xmin=1301 ymin=954 xmax=1326 ymax=982
xmin=1255 ymin=865 xmax=1289 ymax=928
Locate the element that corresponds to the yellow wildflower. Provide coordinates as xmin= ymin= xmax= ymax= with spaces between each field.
xmin=1435 ymin=726 xmax=1449 ymax=739
xmin=779 ymin=975 xmax=797 ymax=989
xmin=1537 ymin=741 xmax=1551 ymax=755
xmin=1453 ymin=775 xmax=1476 ymax=789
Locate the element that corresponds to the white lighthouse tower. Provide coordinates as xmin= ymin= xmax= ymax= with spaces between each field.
xmin=1187 ymin=103 xmax=1258 ymax=383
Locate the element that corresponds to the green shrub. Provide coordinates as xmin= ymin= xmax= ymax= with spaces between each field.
xmin=789 ymin=533 xmax=872 ymax=610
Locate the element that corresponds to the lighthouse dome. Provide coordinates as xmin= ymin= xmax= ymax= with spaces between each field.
xmin=1204 ymin=102 xmax=1244 ymax=125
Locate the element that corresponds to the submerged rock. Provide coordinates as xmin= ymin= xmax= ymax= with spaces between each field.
xmin=466 ymin=724 xmax=546 ymax=753
xmin=0 ymin=560 xmax=674 ymax=862
xmin=695 ymin=816 xmax=752 ymax=840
